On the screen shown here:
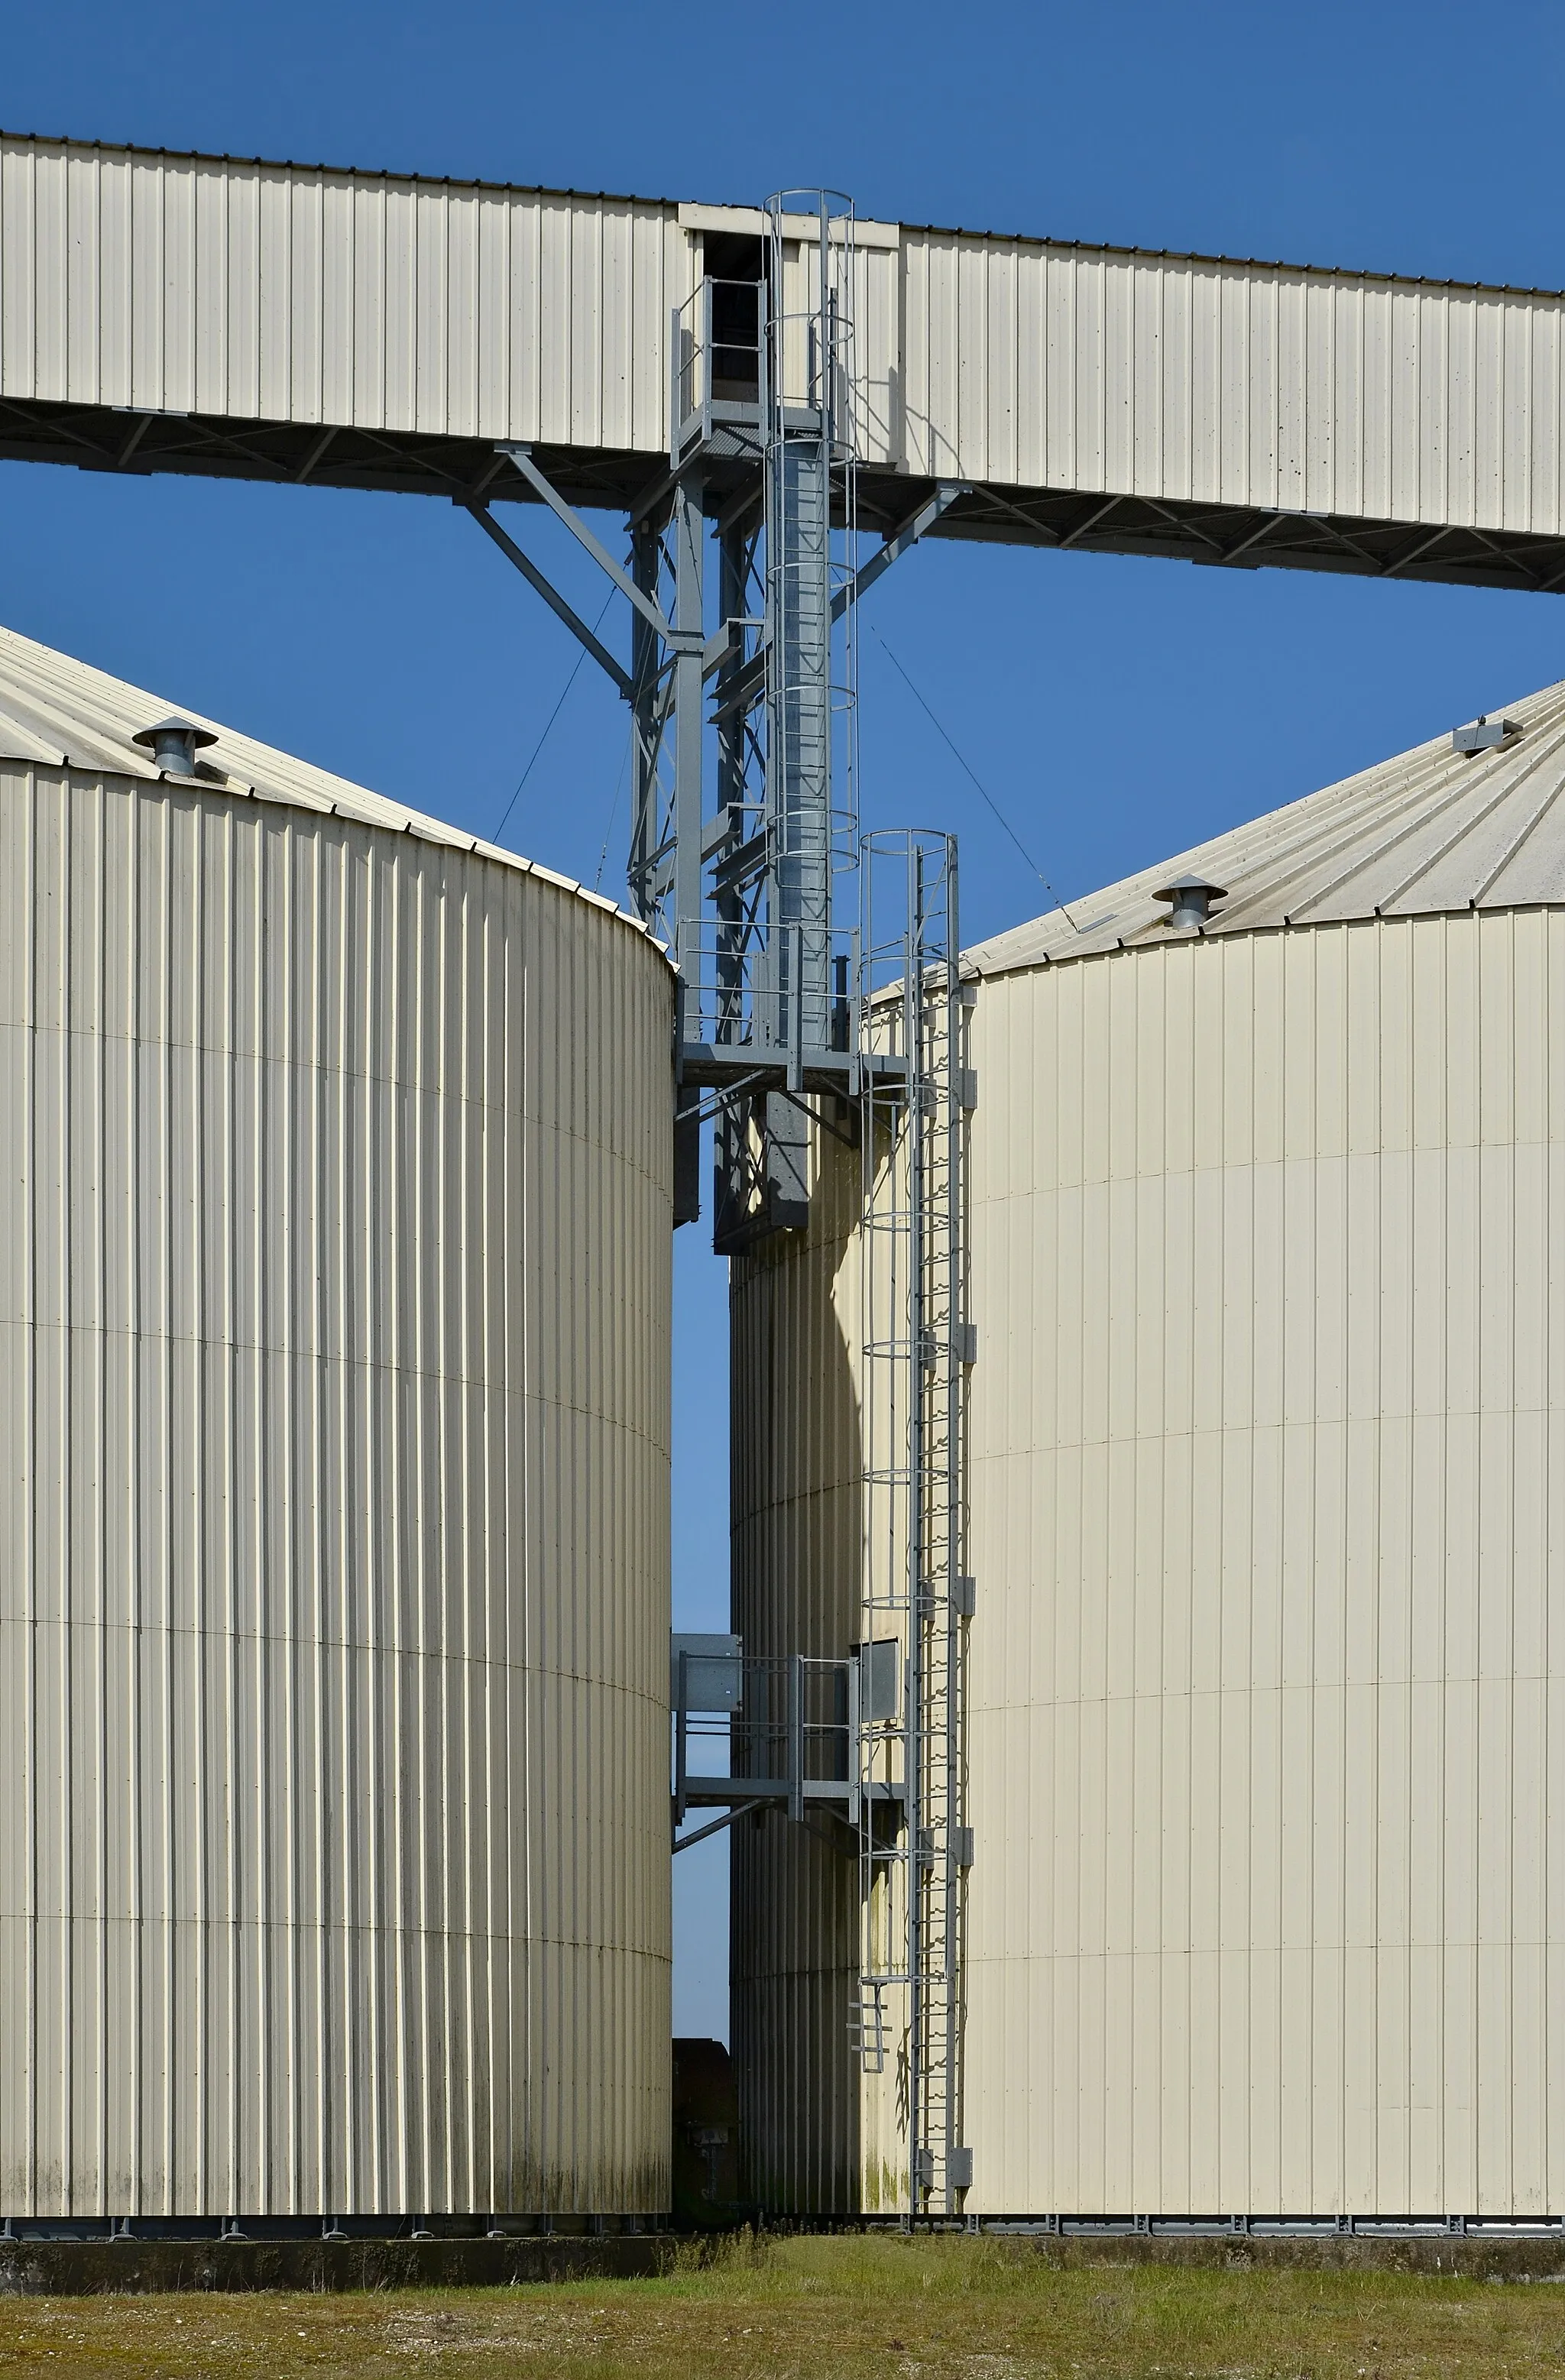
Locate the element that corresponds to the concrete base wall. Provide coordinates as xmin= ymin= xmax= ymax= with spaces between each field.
xmin=0 ymin=2234 xmax=676 ymax=2295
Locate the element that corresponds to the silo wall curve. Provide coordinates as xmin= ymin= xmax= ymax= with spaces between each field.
xmin=728 ymin=1140 xmax=864 ymax=2214
xmin=964 ymin=911 xmax=1565 ymax=2218
xmin=0 ymin=761 xmax=673 ymax=2222
xmin=733 ymin=905 xmax=1565 ymax=2222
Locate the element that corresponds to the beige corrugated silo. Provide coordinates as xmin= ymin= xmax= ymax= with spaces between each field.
xmin=731 ymin=1145 xmax=864 ymax=2214
xmin=735 ymin=682 xmax=1565 ymax=2222
xmin=0 ymin=626 xmax=672 ymax=2229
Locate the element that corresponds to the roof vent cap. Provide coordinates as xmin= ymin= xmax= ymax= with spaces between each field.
xmin=131 ymin=716 xmax=217 ymax=777
xmin=1153 ymin=875 xmax=1226 ymax=935
xmin=1453 ymin=713 xmax=1520 ymax=756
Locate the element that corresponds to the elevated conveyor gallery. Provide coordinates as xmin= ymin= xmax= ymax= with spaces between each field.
xmin=4 ymin=131 xmax=1565 ymax=588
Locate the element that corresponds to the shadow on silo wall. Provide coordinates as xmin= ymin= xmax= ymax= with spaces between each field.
xmin=672 ymin=2038 xmax=745 ymax=2228
xmin=728 ymin=1135 xmax=864 ymax=2215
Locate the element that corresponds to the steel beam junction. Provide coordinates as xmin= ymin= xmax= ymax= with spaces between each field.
xmin=462 ymin=191 xmax=961 ymax=1242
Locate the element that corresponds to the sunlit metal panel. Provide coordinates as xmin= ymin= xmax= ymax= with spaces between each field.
xmin=0 ymin=136 xmax=692 ymax=454
xmin=0 ymin=635 xmax=673 ymax=2220
xmin=900 ymin=230 xmax=1565 ymax=539
xmin=955 ymin=904 xmax=1565 ymax=2216
xmin=734 ymin=691 xmax=1565 ymax=2220
xmin=11 ymin=133 xmax=1565 ymax=581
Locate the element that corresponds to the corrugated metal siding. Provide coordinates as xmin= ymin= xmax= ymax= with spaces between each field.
xmin=0 ymin=137 xmax=689 ymax=451
xmin=964 ymin=913 xmax=1565 ymax=2216
xmin=12 ymin=133 xmax=1565 ymax=540
xmin=728 ymin=1140 xmax=862 ymax=2213
xmin=0 ymin=762 xmax=673 ymax=2218
xmin=736 ymin=905 xmax=1565 ymax=2218
xmin=769 ymin=228 xmax=900 ymax=471
xmin=902 ymin=234 xmax=1565 ymax=537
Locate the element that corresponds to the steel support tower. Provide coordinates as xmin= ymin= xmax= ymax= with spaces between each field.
xmin=650 ymin=189 xmax=865 ymax=1243
xmin=478 ymin=186 xmax=970 ymax=2220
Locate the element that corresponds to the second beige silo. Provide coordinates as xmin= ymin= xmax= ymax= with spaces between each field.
xmin=734 ymin=680 xmax=1565 ymax=2223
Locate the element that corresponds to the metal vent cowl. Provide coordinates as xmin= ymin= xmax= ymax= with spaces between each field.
xmin=131 ymin=715 xmax=217 ymax=776
xmin=1154 ymin=875 xmax=1226 ymax=934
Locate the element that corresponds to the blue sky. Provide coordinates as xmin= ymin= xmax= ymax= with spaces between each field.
xmin=8 ymin=0 xmax=1565 ymax=2041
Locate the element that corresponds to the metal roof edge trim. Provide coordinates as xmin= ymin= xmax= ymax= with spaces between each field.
xmin=964 ymin=899 xmax=1565 ymax=983
xmin=0 ymin=127 xmax=688 ymax=215
xmin=899 ymin=217 xmax=1565 ymax=303
xmin=5 ymin=131 xmax=1561 ymax=308
xmin=0 ymin=736 xmax=669 ymax=960
xmin=679 ymin=201 xmax=901 ymax=248
xmin=526 ymin=858 xmax=583 ymax=895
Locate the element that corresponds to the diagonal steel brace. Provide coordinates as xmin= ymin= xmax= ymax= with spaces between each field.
xmin=464 ymin=500 xmax=634 ymax=698
xmin=501 ymin=442 xmax=689 ymax=647
xmin=831 ymin=481 xmax=968 ymax=620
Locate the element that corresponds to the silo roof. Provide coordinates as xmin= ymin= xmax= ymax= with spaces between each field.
xmin=965 ymin=675 xmax=1565 ymax=978
xmin=0 ymin=620 xmax=663 ymax=946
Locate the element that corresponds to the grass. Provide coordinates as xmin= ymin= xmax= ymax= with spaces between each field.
xmin=2 ymin=2233 xmax=1565 ymax=2377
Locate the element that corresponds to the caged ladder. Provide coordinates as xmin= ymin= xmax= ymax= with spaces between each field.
xmin=854 ymin=831 xmax=974 ymax=2217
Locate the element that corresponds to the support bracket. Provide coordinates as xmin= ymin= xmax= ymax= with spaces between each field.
xmin=464 ymin=501 xmax=635 ymax=699
xmin=833 ymin=481 xmax=968 ymax=620
xmin=672 ymin=1799 xmax=769 ymax=1854
xmin=501 ymin=442 xmax=688 ymax=647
